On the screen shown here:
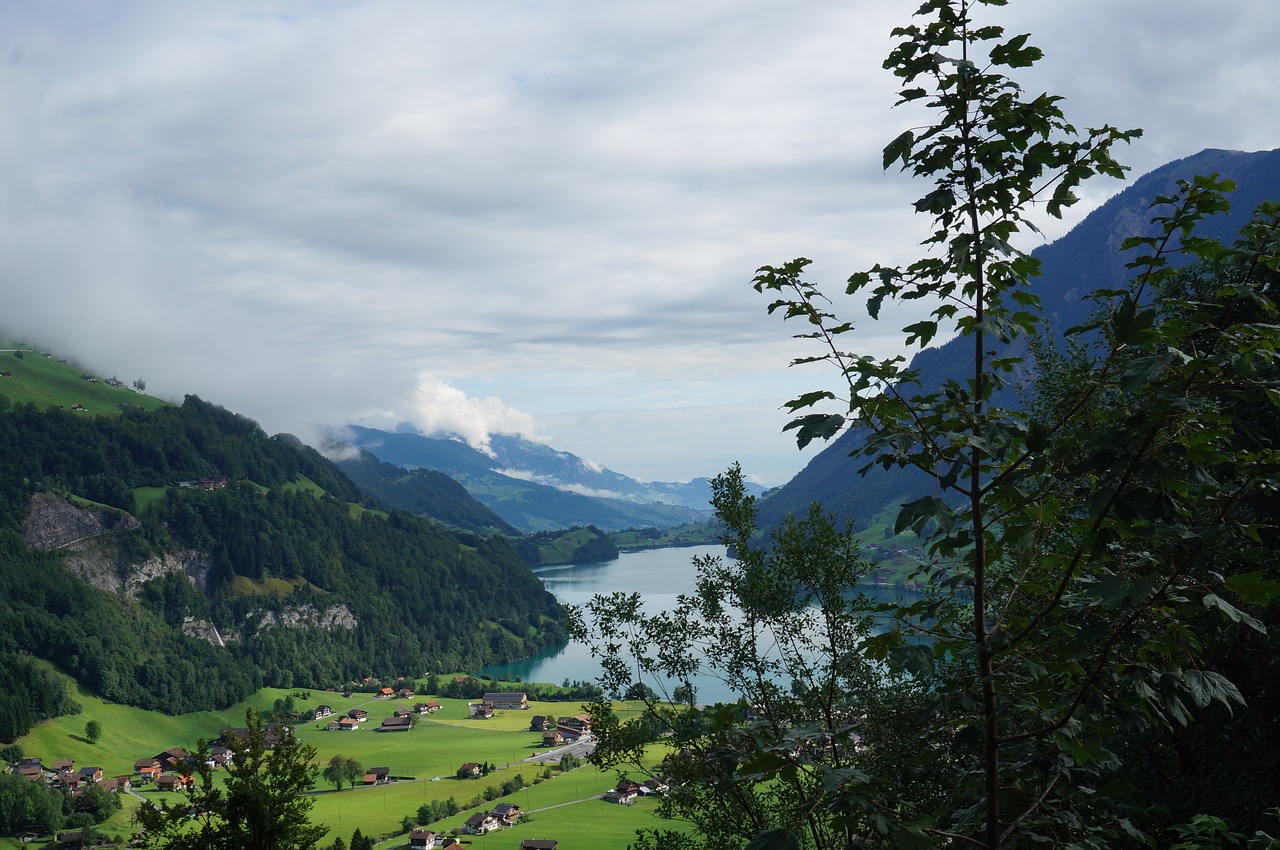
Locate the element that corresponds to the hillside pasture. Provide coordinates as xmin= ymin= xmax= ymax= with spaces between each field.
xmin=9 ymin=682 xmax=673 ymax=849
xmin=0 ymin=347 xmax=168 ymax=416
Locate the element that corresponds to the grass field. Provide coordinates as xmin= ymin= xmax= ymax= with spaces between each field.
xmin=0 ymin=344 xmax=169 ymax=416
xmin=7 ymin=681 xmax=677 ymax=849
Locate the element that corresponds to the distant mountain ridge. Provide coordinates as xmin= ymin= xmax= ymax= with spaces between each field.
xmin=341 ymin=425 xmax=759 ymax=533
xmin=755 ymin=147 xmax=1280 ymax=531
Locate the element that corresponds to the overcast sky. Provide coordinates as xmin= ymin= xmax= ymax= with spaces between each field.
xmin=2 ymin=1 xmax=1278 ymax=486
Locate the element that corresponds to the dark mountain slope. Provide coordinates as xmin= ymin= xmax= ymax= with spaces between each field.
xmin=336 ymin=449 xmax=519 ymax=535
xmin=757 ymin=147 xmax=1280 ymax=530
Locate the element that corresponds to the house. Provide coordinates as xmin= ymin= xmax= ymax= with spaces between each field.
xmin=424 ymin=700 xmax=442 ymax=712
xmin=604 ymin=779 xmax=640 ymax=805
xmin=51 ymin=759 xmax=74 ymax=773
xmin=348 ymin=709 xmax=368 ymax=722
xmin=603 ymin=789 xmax=636 ymax=805
xmin=457 ymin=762 xmax=483 ymax=779
xmin=393 ymin=707 xmax=412 ymax=718
xmin=491 ymin=802 xmax=522 ymax=825
xmin=408 ymin=829 xmax=437 ymax=849
xmin=468 ymin=702 xmax=493 ymax=720
xmin=641 ymin=777 xmax=669 ymax=795
xmin=379 ymin=715 xmax=412 ymax=732
xmin=376 ymin=687 xmax=395 ymax=699
xmin=520 ymin=842 xmax=558 ymax=850
xmin=314 ymin=705 xmax=333 ymax=719
xmin=615 ymin=778 xmax=642 ymax=796
xmin=156 ymin=774 xmax=188 ymax=792
xmin=137 ymin=764 xmax=162 ymax=784
xmin=332 ymin=717 xmax=359 ymax=731
xmin=100 ymin=776 xmax=131 ymax=793
xmin=557 ymin=715 xmax=592 ymax=738
xmin=413 ymin=702 xmax=432 ymax=715
xmin=56 ymin=831 xmax=85 ymax=848
xmin=530 ymin=715 xmax=552 ymax=732
xmin=134 ymin=758 xmax=160 ymax=773
xmin=483 ymin=692 xmax=528 ymax=710
xmin=542 ymin=730 xmax=564 ymax=747
xmin=398 ymin=687 xmax=416 ymax=699
xmin=463 ymin=812 xmax=501 ymax=835
xmin=155 ymin=747 xmax=190 ymax=769
xmin=54 ymin=772 xmax=79 ymax=789
xmin=368 ymin=767 xmax=390 ymax=783
xmin=76 ymin=766 xmax=103 ymax=784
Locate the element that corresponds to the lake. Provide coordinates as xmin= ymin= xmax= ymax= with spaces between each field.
xmin=480 ymin=545 xmax=739 ymax=702
xmin=480 ymin=545 xmax=910 ymax=705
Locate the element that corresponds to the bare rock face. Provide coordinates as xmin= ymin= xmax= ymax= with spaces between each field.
xmin=253 ymin=604 xmax=359 ymax=634
xmin=183 ymin=616 xmax=234 ymax=646
xmin=22 ymin=493 xmax=214 ymax=598
xmin=21 ymin=492 xmax=138 ymax=550
xmin=21 ymin=492 xmax=359 ymax=646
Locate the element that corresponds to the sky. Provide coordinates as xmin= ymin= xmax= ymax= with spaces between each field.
xmin=2 ymin=1 xmax=1278 ymax=486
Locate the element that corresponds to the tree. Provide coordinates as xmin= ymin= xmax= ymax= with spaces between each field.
xmin=133 ymin=378 xmax=146 ymax=392
xmin=349 ymin=829 xmax=374 ymax=850
xmin=84 ymin=719 xmax=101 ymax=744
xmin=322 ymin=755 xmax=363 ymax=792
xmin=580 ymin=1 xmax=1280 ymax=848
xmin=135 ymin=709 xmax=327 ymax=850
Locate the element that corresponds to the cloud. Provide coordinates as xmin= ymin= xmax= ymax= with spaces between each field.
xmin=385 ymin=377 xmax=546 ymax=457
xmin=1 ymin=1 xmax=1277 ymax=487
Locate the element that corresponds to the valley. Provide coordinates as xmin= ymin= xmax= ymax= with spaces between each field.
xmin=6 ymin=679 xmax=675 ymax=849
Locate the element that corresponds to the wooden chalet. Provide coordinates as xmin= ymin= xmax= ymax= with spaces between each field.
xmin=408 ymin=830 xmax=437 ymax=849
xmin=379 ymin=715 xmax=412 ymax=732
xmin=483 ymin=692 xmax=529 ymax=710
xmin=492 ymin=802 xmax=522 ymax=825
xmin=464 ymin=812 xmax=501 ymax=835
xmin=457 ymin=762 xmax=483 ymax=779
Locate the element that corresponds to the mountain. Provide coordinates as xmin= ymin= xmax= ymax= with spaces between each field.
xmin=755 ymin=147 xmax=1280 ymax=530
xmin=335 ymin=449 xmax=520 ymax=536
xmin=340 ymin=425 xmax=733 ymax=533
xmin=0 ymin=362 xmax=566 ymax=735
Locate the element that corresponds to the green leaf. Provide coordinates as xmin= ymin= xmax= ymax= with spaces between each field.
xmin=782 ymin=413 xmax=845 ymax=449
xmin=745 ymin=828 xmax=801 ymax=850
xmin=1202 ymin=593 xmax=1266 ymax=633
xmin=883 ymin=130 xmax=914 ymax=170
xmin=1222 ymin=571 xmax=1280 ymax=606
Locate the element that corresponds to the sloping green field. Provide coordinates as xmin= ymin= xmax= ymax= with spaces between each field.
xmin=0 ymin=344 xmax=169 ymax=415
xmin=8 ymin=682 xmax=677 ymax=849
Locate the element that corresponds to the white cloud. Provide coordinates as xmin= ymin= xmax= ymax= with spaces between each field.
xmin=396 ymin=377 xmax=545 ymax=457
xmin=1 ymin=1 xmax=1277 ymax=487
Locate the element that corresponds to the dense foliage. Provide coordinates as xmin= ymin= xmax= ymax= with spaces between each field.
xmin=0 ymin=394 xmax=566 ymax=719
xmin=583 ymin=1 xmax=1280 ymax=848
xmin=0 ymin=652 xmax=81 ymax=746
xmin=137 ymin=709 xmax=327 ymax=850
xmin=0 ymin=769 xmax=121 ymax=838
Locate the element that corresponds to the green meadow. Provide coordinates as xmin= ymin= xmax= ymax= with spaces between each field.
xmin=0 ymin=345 xmax=169 ymax=416
xmin=9 ymin=682 xmax=678 ymax=849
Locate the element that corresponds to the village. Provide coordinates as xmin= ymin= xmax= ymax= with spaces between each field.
xmin=3 ymin=682 xmax=674 ymax=849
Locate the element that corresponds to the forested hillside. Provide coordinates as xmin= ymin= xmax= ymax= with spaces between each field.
xmin=0 ymin=394 xmax=565 ymax=739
